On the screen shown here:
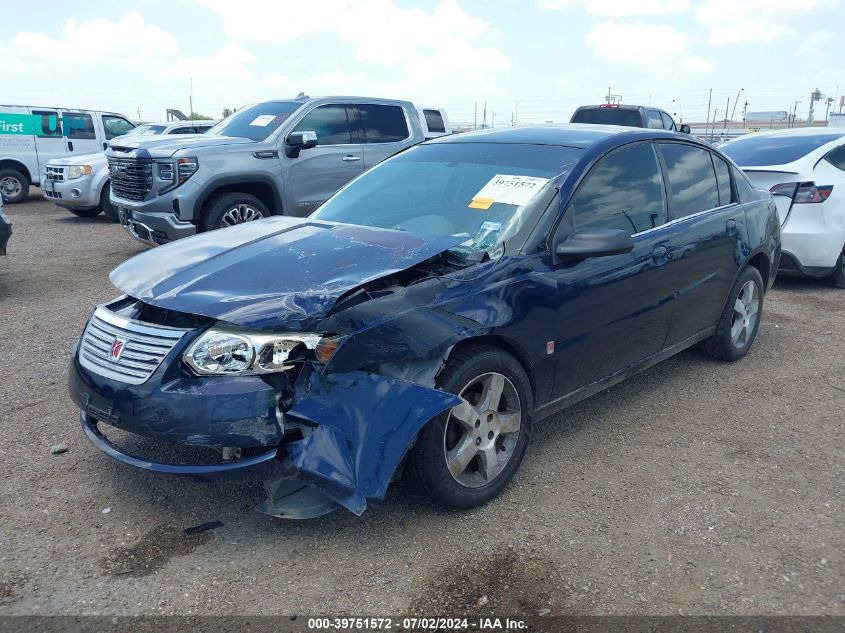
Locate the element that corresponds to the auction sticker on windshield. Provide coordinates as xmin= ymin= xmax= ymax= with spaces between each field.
xmin=469 ymin=174 xmax=549 ymax=209
xmin=250 ymin=114 xmax=277 ymax=127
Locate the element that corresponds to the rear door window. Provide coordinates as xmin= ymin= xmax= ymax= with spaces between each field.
xmin=569 ymin=142 xmax=667 ymax=234
xmin=659 ymin=143 xmax=720 ymax=217
xmin=355 ymin=104 xmax=410 ymax=143
xmin=63 ymin=113 xmax=96 ymax=140
xmin=423 ymin=109 xmax=446 ymax=133
xmin=646 ymin=109 xmax=664 ymax=129
xmin=660 ymin=112 xmax=676 ymax=131
xmin=293 ymin=104 xmax=353 ymax=145
xmin=102 ymin=115 xmax=135 ymax=140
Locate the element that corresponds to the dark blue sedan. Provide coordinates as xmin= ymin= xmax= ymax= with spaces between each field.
xmin=68 ymin=125 xmax=780 ymax=518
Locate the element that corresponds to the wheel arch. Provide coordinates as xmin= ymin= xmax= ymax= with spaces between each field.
xmin=196 ymin=176 xmax=284 ymax=219
xmin=745 ymin=250 xmax=771 ymax=293
xmin=0 ymin=159 xmax=33 ymax=184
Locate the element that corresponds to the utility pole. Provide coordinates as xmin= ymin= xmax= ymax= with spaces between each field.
xmin=791 ymin=100 xmax=800 ymax=127
xmin=730 ymin=88 xmax=743 ymax=122
xmin=136 ymin=107 xmax=141 ymax=121
xmin=491 ymin=111 xmax=496 ymax=128
xmin=189 ymin=78 xmax=194 ymax=121
xmin=606 ymin=86 xmax=612 ymax=104
xmin=514 ymin=101 xmax=520 ymax=126
xmin=808 ymin=88 xmax=822 ymax=126
xmin=482 ymin=101 xmax=487 ymax=129
xmin=723 ymin=97 xmax=730 ymax=132
xmin=742 ymin=100 xmax=748 ymax=128
xmin=710 ymin=109 xmax=718 ymax=141
xmin=705 ymin=88 xmax=713 ymax=137
xmin=474 ymin=101 xmax=477 ymax=130
xmin=824 ymin=97 xmax=834 ymax=125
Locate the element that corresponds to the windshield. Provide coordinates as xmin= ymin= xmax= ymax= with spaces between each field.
xmin=571 ymin=108 xmax=642 ymax=127
xmin=132 ymin=124 xmax=167 ymax=135
xmin=206 ymin=101 xmax=303 ymax=142
xmin=721 ymin=133 xmax=844 ymax=166
xmin=312 ymin=142 xmax=581 ymax=256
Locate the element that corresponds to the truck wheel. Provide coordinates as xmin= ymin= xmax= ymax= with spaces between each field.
xmin=99 ymin=183 xmax=119 ymax=222
xmin=200 ymin=193 xmax=270 ymax=232
xmin=406 ymin=345 xmax=533 ymax=509
xmin=0 ymin=168 xmax=29 ymax=203
xmin=69 ymin=207 xmax=102 ymax=218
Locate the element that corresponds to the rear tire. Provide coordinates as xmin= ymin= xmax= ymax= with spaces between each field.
xmin=406 ymin=345 xmax=533 ymax=509
xmin=99 ymin=183 xmax=119 ymax=222
xmin=200 ymin=192 xmax=270 ymax=232
xmin=68 ymin=206 xmax=102 ymax=218
xmin=828 ymin=248 xmax=845 ymax=289
xmin=0 ymin=168 xmax=29 ymax=203
xmin=700 ymin=266 xmax=764 ymax=361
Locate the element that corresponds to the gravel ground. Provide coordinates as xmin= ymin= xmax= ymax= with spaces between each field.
xmin=0 ymin=192 xmax=842 ymax=616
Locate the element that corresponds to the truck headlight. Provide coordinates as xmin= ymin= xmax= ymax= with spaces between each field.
xmin=183 ymin=326 xmax=336 ymax=376
xmin=177 ymin=157 xmax=198 ymax=184
xmin=67 ymin=165 xmax=92 ymax=180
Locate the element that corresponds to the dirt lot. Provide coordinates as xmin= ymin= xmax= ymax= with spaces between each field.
xmin=0 ymin=192 xmax=842 ymax=616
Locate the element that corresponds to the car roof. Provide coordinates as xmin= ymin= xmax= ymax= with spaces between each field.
xmin=574 ymin=104 xmax=644 ymax=111
xmin=732 ymin=127 xmax=845 ymax=139
xmin=427 ymin=124 xmax=684 ymax=149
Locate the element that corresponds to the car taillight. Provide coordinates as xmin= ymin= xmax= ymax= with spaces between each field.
xmin=769 ymin=182 xmax=833 ymax=204
xmin=599 ymin=104 xmax=619 ymax=109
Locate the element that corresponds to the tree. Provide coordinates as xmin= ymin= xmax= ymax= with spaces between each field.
xmin=222 ymin=108 xmax=233 ymax=118
xmin=189 ymin=112 xmax=212 ymax=120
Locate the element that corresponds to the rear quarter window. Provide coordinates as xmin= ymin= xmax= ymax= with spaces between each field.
xmin=423 ymin=109 xmax=446 ymax=134
xmin=721 ymin=133 xmax=844 ymax=166
xmin=823 ymin=144 xmax=845 ymax=171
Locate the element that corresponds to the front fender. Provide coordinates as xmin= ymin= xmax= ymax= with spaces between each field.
xmin=281 ymin=367 xmax=461 ymax=514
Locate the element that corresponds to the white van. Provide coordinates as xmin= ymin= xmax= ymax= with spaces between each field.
xmin=0 ymin=106 xmax=136 ymax=203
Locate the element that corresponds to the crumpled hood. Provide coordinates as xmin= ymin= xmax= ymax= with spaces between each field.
xmin=108 ymin=135 xmax=254 ymax=157
xmin=110 ymin=216 xmax=465 ymax=331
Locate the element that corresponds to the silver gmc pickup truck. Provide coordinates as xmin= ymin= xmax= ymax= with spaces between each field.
xmin=108 ymin=96 xmax=449 ymax=245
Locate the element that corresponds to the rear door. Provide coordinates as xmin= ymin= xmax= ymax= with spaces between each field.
xmin=30 ymin=108 xmax=66 ymax=180
xmin=1 ymin=106 xmax=45 ymax=184
xmin=61 ymin=111 xmax=101 ymax=155
xmin=282 ymin=103 xmax=364 ymax=216
xmin=353 ymin=103 xmax=414 ymax=169
xmin=550 ymin=141 xmax=676 ymax=397
xmin=657 ymin=142 xmax=743 ymax=346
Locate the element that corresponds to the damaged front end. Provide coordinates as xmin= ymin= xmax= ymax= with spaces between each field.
xmin=69 ymin=219 xmax=483 ymax=518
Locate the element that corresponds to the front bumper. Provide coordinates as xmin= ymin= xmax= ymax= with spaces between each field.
xmin=118 ymin=208 xmax=197 ymax=246
xmin=43 ymin=176 xmax=100 ymax=209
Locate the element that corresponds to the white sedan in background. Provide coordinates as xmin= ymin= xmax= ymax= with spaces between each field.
xmin=721 ymin=128 xmax=845 ymax=287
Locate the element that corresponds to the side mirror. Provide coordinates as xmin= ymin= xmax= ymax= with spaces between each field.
xmin=555 ymin=228 xmax=634 ymax=262
xmin=285 ymin=130 xmax=318 ymax=158
xmin=679 ymin=124 xmax=691 ymax=134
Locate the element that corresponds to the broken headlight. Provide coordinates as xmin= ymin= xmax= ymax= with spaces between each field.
xmin=183 ymin=325 xmax=330 ymax=376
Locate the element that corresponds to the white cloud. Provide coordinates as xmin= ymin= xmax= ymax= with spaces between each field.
xmin=695 ymin=0 xmax=823 ymax=45
xmin=175 ymin=43 xmax=253 ymax=80
xmin=197 ymin=0 xmax=509 ymax=85
xmin=11 ymin=12 xmax=178 ymax=61
xmin=262 ymin=73 xmax=288 ymax=87
xmin=586 ymin=20 xmax=686 ymax=62
xmin=538 ymin=0 xmax=690 ymax=15
xmin=797 ymin=30 xmax=834 ymax=58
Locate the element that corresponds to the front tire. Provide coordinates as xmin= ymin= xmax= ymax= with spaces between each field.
xmin=828 ymin=248 xmax=845 ymax=289
xmin=100 ymin=183 xmax=119 ymax=222
xmin=407 ymin=345 xmax=533 ymax=509
xmin=200 ymin=192 xmax=270 ymax=232
xmin=700 ymin=266 xmax=764 ymax=361
xmin=0 ymin=168 xmax=29 ymax=203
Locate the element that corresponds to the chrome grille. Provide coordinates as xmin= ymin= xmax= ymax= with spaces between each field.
xmin=45 ymin=165 xmax=65 ymax=182
xmin=108 ymin=157 xmax=153 ymax=201
xmin=79 ymin=307 xmax=188 ymax=385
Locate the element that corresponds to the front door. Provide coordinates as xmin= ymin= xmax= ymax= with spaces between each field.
xmin=282 ymin=104 xmax=364 ymax=216
xmin=550 ymin=142 xmax=676 ymax=398
xmin=61 ymin=111 xmax=101 ymax=156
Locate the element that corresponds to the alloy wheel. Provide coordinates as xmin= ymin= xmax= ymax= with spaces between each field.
xmin=220 ymin=204 xmax=264 ymax=227
xmin=730 ymin=280 xmax=760 ymax=349
xmin=443 ymin=372 xmax=522 ymax=488
xmin=0 ymin=176 xmax=22 ymax=198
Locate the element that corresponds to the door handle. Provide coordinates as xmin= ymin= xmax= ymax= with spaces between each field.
xmin=726 ymin=219 xmax=737 ymax=235
xmin=342 ymin=155 xmax=361 ymax=162
xmin=67 ymin=141 xmax=74 ymax=152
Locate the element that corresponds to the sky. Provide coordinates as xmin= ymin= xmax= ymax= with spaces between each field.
xmin=3 ymin=0 xmax=845 ymax=127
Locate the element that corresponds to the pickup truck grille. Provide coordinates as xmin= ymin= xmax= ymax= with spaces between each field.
xmin=108 ymin=157 xmax=153 ymax=201
xmin=78 ymin=307 xmax=188 ymax=385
